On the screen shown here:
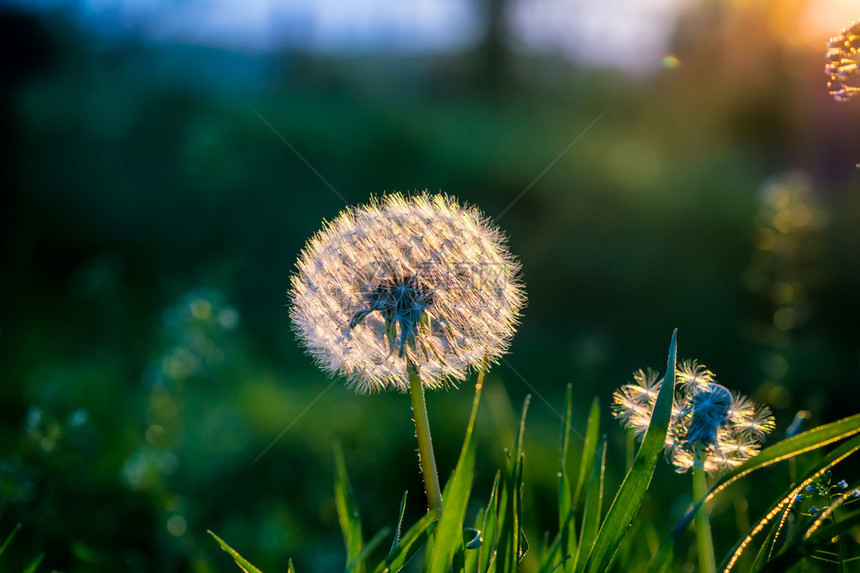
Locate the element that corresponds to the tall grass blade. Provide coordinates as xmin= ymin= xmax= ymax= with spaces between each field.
xmin=759 ymin=507 xmax=860 ymax=572
xmin=497 ymin=396 xmax=530 ymax=573
xmin=207 ymin=530 xmax=265 ymax=573
xmin=573 ymin=398 xmax=600 ymax=510
xmin=334 ymin=442 xmax=365 ymax=573
xmin=720 ymin=434 xmax=860 ymax=572
xmin=573 ymin=438 xmax=606 ymax=573
xmin=478 ymin=471 xmax=501 ymax=573
xmin=583 ymin=330 xmax=677 ymax=573
xmin=705 ymin=413 xmax=860 ymax=504
xmin=558 ymin=385 xmax=577 ymax=572
xmin=649 ymin=419 xmax=860 ymax=572
xmin=427 ymin=383 xmax=483 ymax=573
xmin=749 ymin=505 xmax=789 ymax=572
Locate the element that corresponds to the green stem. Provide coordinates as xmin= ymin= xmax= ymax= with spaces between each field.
xmin=693 ymin=443 xmax=717 ymax=573
xmin=625 ymin=432 xmax=635 ymax=472
xmin=408 ymin=359 xmax=444 ymax=514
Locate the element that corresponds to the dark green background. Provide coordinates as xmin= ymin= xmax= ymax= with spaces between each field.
xmin=1 ymin=4 xmax=859 ymax=571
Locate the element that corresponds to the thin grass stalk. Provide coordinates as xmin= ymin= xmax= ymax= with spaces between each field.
xmin=408 ymin=359 xmax=444 ymax=514
xmin=692 ymin=443 xmax=716 ymax=573
xmin=626 ymin=433 xmax=635 ymax=472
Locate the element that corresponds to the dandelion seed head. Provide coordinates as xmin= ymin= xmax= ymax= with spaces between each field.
xmin=612 ymin=359 xmax=775 ymax=474
xmin=826 ymin=20 xmax=860 ymax=102
xmin=289 ymin=193 xmax=525 ymax=392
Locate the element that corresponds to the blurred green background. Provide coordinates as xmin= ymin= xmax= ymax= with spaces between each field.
xmin=1 ymin=0 xmax=859 ymax=570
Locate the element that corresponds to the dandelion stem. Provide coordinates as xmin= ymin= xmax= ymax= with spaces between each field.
xmin=407 ymin=359 xmax=444 ymax=514
xmin=692 ymin=442 xmax=717 ymax=573
xmin=625 ymin=432 xmax=635 ymax=471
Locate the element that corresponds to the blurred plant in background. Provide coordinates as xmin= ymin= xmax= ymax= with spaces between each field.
xmin=742 ymin=173 xmax=827 ymax=412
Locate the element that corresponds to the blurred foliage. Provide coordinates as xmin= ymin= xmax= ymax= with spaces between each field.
xmin=1 ymin=2 xmax=860 ymax=571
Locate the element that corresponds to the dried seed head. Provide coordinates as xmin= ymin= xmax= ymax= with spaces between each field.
xmin=826 ymin=20 xmax=860 ymax=102
xmin=612 ymin=359 xmax=776 ymax=474
xmin=289 ymin=193 xmax=526 ymax=393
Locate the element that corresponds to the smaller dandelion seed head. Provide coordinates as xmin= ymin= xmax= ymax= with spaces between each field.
xmin=614 ymin=359 xmax=775 ymax=474
xmin=825 ymin=20 xmax=860 ymax=102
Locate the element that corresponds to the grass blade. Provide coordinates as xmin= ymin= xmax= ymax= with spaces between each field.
xmin=388 ymin=492 xmax=409 ymax=558
xmin=749 ymin=504 xmax=790 ymax=572
xmin=760 ymin=507 xmax=860 ymax=572
xmin=720 ymin=434 xmax=860 ymax=572
xmin=334 ymin=442 xmax=365 ymax=573
xmin=208 ymin=530 xmax=265 ymax=573
xmin=705 ymin=412 xmax=860 ymax=504
xmin=23 ymin=553 xmax=45 ymax=573
xmin=583 ymin=329 xmax=677 ymax=573
xmin=558 ymin=385 xmax=577 ymax=572
xmin=538 ymin=511 xmax=575 ymax=573
xmin=347 ymin=527 xmax=392 ymax=573
xmin=376 ymin=510 xmax=439 ymax=573
xmin=573 ymin=438 xmax=606 ymax=573
xmin=427 ymin=383 xmax=483 ymax=573
xmin=573 ymin=398 xmax=600 ymax=510
xmin=497 ymin=396 xmax=530 ymax=573
xmin=478 ymin=471 xmax=501 ymax=573
xmin=0 ymin=524 xmax=21 ymax=558
xmin=649 ymin=414 xmax=860 ymax=571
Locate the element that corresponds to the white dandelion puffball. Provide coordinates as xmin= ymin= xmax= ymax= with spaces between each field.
xmin=289 ymin=193 xmax=526 ymax=393
xmin=612 ymin=361 xmax=775 ymax=473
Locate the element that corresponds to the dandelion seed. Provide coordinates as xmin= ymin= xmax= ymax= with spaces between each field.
xmin=611 ymin=368 xmax=661 ymax=439
xmin=289 ymin=193 xmax=525 ymax=392
xmin=837 ymin=479 xmax=848 ymax=489
xmin=826 ymin=20 xmax=860 ymax=102
xmin=808 ymin=506 xmax=818 ymax=515
xmin=676 ymin=360 xmax=715 ymax=387
xmin=612 ymin=359 xmax=775 ymax=473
